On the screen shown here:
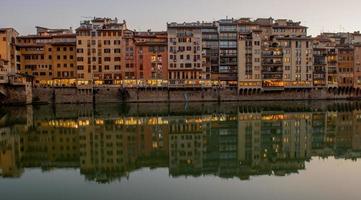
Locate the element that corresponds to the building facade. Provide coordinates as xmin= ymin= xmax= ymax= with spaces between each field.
xmin=167 ymin=23 xmax=204 ymax=87
xmin=16 ymin=27 xmax=76 ymax=86
xmin=134 ymin=31 xmax=168 ymax=86
xmin=0 ymin=28 xmax=18 ymax=83
xmin=4 ymin=17 xmax=361 ymax=93
xmin=238 ymin=18 xmax=312 ymax=91
xmin=75 ymin=18 xmax=127 ymax=86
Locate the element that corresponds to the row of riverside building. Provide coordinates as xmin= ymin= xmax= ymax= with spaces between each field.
xmin=1 ymin=17 xmax=361 ymax=91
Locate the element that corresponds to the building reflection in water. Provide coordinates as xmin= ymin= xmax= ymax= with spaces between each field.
xmin=1 ymin=103 xmax=361 ymax=183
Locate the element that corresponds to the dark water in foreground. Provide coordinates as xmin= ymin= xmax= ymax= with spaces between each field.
xmin=1 ymin=101 xmax=361 ymax=200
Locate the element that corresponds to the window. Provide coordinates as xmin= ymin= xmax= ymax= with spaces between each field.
xmin=104 ymin=40 xmax=111 ymax=45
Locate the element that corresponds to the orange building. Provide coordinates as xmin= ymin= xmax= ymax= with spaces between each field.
xmin=353 ymin=44 xmax=361 ymax=89
xmin=0 ymin=28 xmax=18 ymax=83
xmin=134 ymin=31 xmax=168 ymax=86
xmin=337 ymin=46 xmax=354 ymax=88
xmin=16 ymin=27 xmax=76 ymax=86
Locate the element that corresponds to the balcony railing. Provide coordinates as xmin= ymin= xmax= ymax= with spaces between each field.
xmin=262 ymin=53 xmax=283 ymax=57
xmin=262 ymin=61 xmax=283 ymax=65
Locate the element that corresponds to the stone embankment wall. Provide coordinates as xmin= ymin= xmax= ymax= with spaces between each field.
xmin=32 ymin=86 xmax=361 ymax=104
xmin=0 ymin=83 xmax=32 ymax=105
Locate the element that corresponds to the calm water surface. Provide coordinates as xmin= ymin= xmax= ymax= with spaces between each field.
xmin=1 ymin=101 xmax=361 ymax=200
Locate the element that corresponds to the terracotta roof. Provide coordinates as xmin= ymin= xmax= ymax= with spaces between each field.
xmin=17 ymin=35 xmax=52 ymax=39
xmin=51 ymin=42 xmax=76 ymax=46
xmin=272 ymin=25 xmax=307 ymax=29
xmin=16 ymin=44 xmax=45 ymax=48
xmin=17 ymin=33 xmax=75 ymax=39
xmin=135 ymin=41 xmax=167 ymax=46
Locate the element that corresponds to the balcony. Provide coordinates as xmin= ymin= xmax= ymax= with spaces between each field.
xmin=262 ymin=66 xmax=283 ymax=75
xmin=314 ymin=61 xmax=326 ymax=65
xmin=262 ymin=73 xmax=283 ymax=80
xmin=262 ymin=61 xmax=283 ymax=65
xmin=262 ymin=52 xmax=283 ymax=58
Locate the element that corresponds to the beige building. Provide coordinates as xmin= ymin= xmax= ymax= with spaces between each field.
xmin=167 ymin=23 xmax=204 ymax=86
xmin=0 ymin=28 xmax=18 ymax=83
xmin=238 ymin=30 xmax=263 ymax=89
xmin=75 ymin=18 xmax=128 ymax=86
xmin=277 ymin=36 xmax=313 ymax=88
xmin=238 ymin=19 xmax=312 ymax=91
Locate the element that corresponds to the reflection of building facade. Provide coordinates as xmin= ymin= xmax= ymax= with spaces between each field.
xmin=0 ymin=128 xmax=22 ymax=177
xmin=169 ymin=120 xmax=206 ymax=176
xmin=2 ymin=106 xmax=361 ymax=181
xmin=20 ymin=122 xmax=80 ymax=168
xmin=77 ymin=118 xmax=170 ymax=182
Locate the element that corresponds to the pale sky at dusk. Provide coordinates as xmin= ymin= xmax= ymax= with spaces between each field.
xmin=0 ymin=0 xmax=360 ymax=36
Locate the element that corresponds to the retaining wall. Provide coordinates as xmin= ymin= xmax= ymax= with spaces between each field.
xmin=32 ymin=86 xmax=360 ymax=104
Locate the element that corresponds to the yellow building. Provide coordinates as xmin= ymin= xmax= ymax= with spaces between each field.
xmin=0 ymin=28 xmax=18 ymax=83
xmin=16 ymin=27 xmax=76 ymax=86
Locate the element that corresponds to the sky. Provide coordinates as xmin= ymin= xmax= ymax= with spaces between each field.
xmin=0 ymin=0 xmax=360 ymax=36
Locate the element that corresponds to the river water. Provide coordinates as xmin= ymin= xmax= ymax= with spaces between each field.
xmin=0 ymin=101 xmax=361 ymax=200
